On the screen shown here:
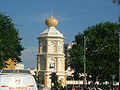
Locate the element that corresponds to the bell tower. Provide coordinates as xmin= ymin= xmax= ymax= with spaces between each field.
xmin=37 ymin=13 xmax=66 ymax=88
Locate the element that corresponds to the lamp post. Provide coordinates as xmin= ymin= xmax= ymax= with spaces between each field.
xmin=83 ymin=36 xmax=87 ymax=88
xmin=118 ymin=17 xmax=120 ymax=88
xmin=118 ymin=18 xmax=120 ymax=87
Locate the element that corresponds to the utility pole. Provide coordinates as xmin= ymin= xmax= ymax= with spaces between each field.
xmin=83 ymin=36 xmax=86 ymax=88
xmin=118 ymin=29 xmax=120 ymax=85
xmin=118 ymin=17 xmax=120 ymax=87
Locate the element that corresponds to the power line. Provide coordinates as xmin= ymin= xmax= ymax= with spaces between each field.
xmin=64 ymin=5 xmax=119 ymax=18
xmin=58 ymin=5 xmax=119 ymax=28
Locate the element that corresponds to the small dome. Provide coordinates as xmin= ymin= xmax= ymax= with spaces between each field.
xmin=45 ymin=15 xmax=58 ymax=27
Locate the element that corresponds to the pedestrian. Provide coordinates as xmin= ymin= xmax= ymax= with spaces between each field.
xmin=118 ymin=87 xmax=120 ymax=90
xmin=60 ymin=86 xmax=64 ymax=90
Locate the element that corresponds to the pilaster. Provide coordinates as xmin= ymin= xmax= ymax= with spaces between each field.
xmin=62 ymin=42 xmax=64 ymax=54
xmin=37 ymin=56 xmax=40 ymax=71
xmin=39 ymin=40 xmax=42 ymax=53
xmin=44 ymin=76 xmax=47 ymax=87
xmin=63 ymin=58 xmax=65 ymax=71
xmin=46 ymin=57 xmax=48 ymax=70
xmin=64 ymin=76 xmax=67 ymax=86
xmin=47 ymin=40 xmax=48 ymax=54
xmin=56 ymin=41 xmax=58 ymax=53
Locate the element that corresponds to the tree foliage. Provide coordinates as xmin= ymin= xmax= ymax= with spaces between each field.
xmin=68 ymin=22 xmax=120 ymax=83
xmin=113 ymin=0 xmax=120 ymax=5
xmin=0 ymin=13 xmax=24 ymax=69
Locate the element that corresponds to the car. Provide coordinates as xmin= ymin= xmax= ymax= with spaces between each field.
xmin=0 ymin=69 xmax=38 ymax=90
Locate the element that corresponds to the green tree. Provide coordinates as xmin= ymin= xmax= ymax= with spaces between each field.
xmin=0 ymin=13 xmax=24 ymax=69
xmin=68 ymin=22 xmax=119 ymax=84
xmin=113 ymin=0 xmax=120 ymax=4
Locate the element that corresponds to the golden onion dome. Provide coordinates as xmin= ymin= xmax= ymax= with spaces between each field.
xmin=45 ymin=14 xmax=58 ymax=27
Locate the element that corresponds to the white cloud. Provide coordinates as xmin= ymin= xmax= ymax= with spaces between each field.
xmin=20 ymin=47 xmax=38 ymax=69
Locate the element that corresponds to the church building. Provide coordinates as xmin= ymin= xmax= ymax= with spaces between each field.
xmin=37 ymin=13 xmax=66 ymax=88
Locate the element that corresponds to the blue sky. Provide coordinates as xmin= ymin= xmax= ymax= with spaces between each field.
xmin=0 ymin=0 xmax=119 ymax=68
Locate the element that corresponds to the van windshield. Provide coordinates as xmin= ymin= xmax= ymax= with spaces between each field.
xmin=1 ymin=75 xmax=35 ymax=86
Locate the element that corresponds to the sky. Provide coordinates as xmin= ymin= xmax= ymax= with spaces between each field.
xmin=0 ymin=0 xmax=120 ymax=69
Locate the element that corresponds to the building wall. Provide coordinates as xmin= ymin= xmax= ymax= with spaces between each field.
xmin=4 ymin=59 xmax=15 ymax=69
xmin=15 ymin=63 xmax=24 ymax=69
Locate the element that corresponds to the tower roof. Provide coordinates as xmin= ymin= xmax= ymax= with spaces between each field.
xmin=39 ymin=27 xmax=64 ymax=39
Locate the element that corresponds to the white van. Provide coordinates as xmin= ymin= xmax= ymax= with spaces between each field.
xmin=0 ymin=69 xmax=38 ymax=90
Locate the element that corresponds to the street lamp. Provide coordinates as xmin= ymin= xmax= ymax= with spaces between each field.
xmin=83 ymin=36 xmax=87 ymax=88
xmin=118 ymin=28 xmax=120 ymax=88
